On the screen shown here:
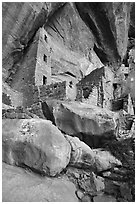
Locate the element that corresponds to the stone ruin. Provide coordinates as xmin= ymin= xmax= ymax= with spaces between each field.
xmin=2 ymin=2 xmax=135 ymax=202
xmin=76 ymin=66 xmax=114 ymax=110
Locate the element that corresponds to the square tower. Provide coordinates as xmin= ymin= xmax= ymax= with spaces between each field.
xmin=35 ymin=27 xmax=51 ymax=86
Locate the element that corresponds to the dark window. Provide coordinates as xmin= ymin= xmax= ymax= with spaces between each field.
xmin=54 ymin=84 xmax=57 ymax=89
xmin=113 ymin=83 xmax=117 ymax=90
xmin=83 ymin=87 xmax=90 ymax=99
xmin=69 ymin=81 xmax=73 ymax=88
xmin=43 ymin=76 xmax=47 ymax=85
xmin=50 ymin=48 xmax=52 ymax=53
xmin=44 ymin=35 xmax=47 ymax=42
xmin=124 ymin=73 xmax=128 ymax=79
xmin=43 ymin=54 xmax=47 ymax=62
xmin=112 ymin=99 xmax=124 ymax=111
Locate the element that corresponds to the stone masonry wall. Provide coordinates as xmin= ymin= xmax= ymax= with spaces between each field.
xmin=39 ymin=81 xmax=66 ymax=101
xmin=9 ymin=80 xmax=67 ymax=109
xmin=25 ymin=81 xmax=67 ymax=118
xmin=2 ymin=93 xmax=12 ymax=106
xmin=35 ymin=28 xmax=51 ymax=86
xmin=76 ymin=67 xmax=105 ymax=107
xmin=102 ymin=66 xmax=114 ymax=110
xmin=2 ymin=106 xmax=39 ymax=119
xmin=28 ymin=102 xmax=45 ymax=119
xmin=2 ymin=82 xmax=23 ymax=107
xmin=76 ymin=84 xmax=82 ymax=101
xmin=82 ymin=86 xmax=98 ymax=105
xmin=76 ymin=66 xmax=114 ymax=109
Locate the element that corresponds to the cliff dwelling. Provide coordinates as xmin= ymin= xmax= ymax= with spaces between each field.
xmin=76 ymin=66 xmax=114 ymax=110
xmin=2 ymin=2 xmax=135 ymax=202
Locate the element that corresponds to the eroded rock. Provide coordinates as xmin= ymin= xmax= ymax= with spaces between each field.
xmin=75 ymin=2 xmax=133 ymax=66
xmin=2 ymin=162 xmax=78 ymax=202
xmin=92 ymin=149 xmax=122 ymax=172
xmin=2 ymin=119 xmax=71 ymax=176
xmin=65 ymin=135 xmax=122 ymax=171
xmin=90 ymin=172 xmax=105 ymax=192
xmin=103 ymin=178 xmax=133 ymax=201
xmin=93 ymin=193 xmax=116 ymax=202
xmin=81 ymin=194 xmax=92 ymax=202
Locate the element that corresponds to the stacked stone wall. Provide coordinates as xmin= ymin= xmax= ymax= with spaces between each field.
xmin=39 ymin=81 xmax=66 ymax=101
xmin=2 ymin=93 xmax=12 ymax=106
xmin=76 ymin=84 xmax=82 ymax=101
xmin=2 ymin=106 xmax=39 ymax=119
xmin=76 ymin=67 xmax=105 ymax=106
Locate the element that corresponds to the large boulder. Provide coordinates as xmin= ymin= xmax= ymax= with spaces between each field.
xmin=2 ymin=162 xmax=78 ymax=202
xmin=65 ymin=135 xmax=122 ymax=172
xmin=2 ymin=119 xmax=71 ymax=176
xmin=53 ymin=101 xmax=118 ymax=147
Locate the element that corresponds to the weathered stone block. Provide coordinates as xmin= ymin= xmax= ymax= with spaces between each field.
xmin=2 ymin=162 xmax=78 ymax=202
xmin=2 ymin=119 xmax=71 ymax=176
xmin=53 ymin=101 xmax=117 ymax=146
xmin=65 ymin=135 xmax=122 ymax=172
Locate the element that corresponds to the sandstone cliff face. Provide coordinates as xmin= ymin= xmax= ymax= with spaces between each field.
xmin=2 ymin=2 xmax=65 ymax=80
xmin=75 ymin=2 xmax=134 ymax=67
xmin=2 ymin=2 xmax=135 ymax=108
xmin=3 ymin=2 xmax=134 ymax=83
xmin=45 ymin=3 xmax=95 ymax=56
xmin=45 ymin=3 xmax=103 ymax=76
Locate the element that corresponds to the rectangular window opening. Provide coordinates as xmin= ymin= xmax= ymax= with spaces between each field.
xmin=43 ymin=54 xmax=47 ymax=62
xmin=44 ymin=35 xmax=47 ymax=42
xmin=43 ymin=76 xmax=47 ymax=85
xmin=124 ymin=74 xmax=128 ymax=79
xmin=113 ymin=83 xmax=117 ymax=90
